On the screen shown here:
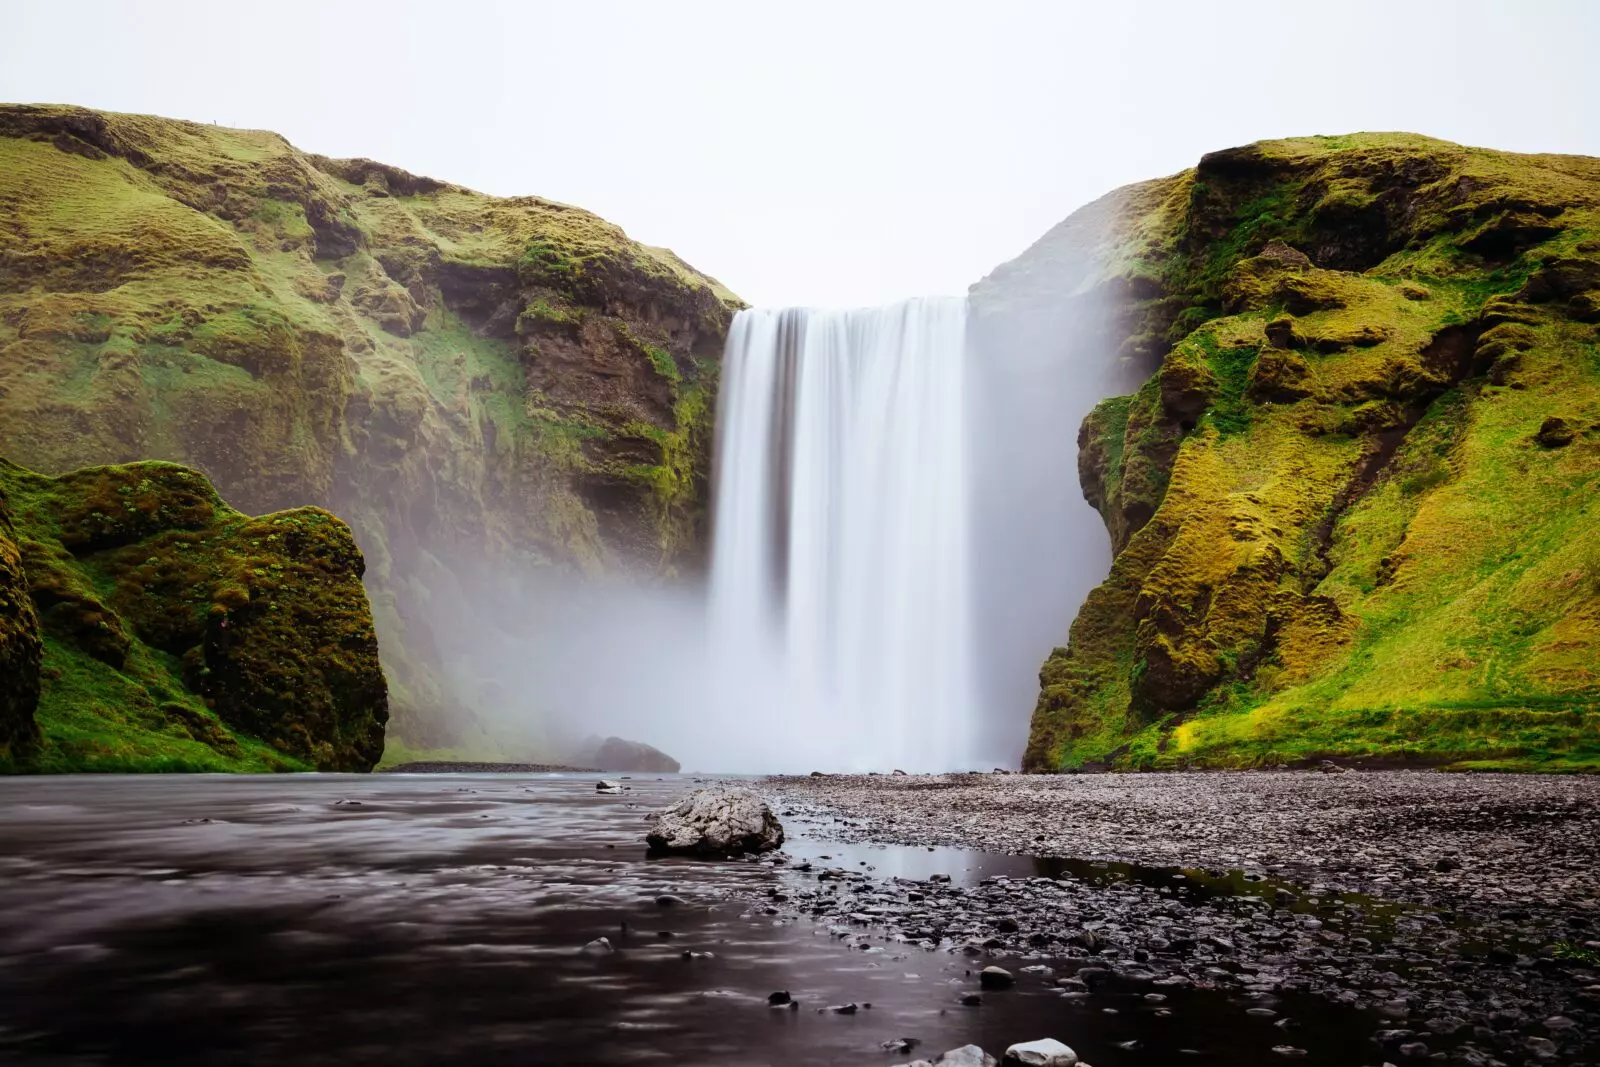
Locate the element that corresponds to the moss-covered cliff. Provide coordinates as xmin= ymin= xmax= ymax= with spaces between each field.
xmin=0 ymin=457 xmax=386 ymax=772
xmin=0 ymin=479 xmax=43 ymax=761
xmin=0 ymin=105 xmax=739 ymax=753
xmin=988 ymin=134 xmax=1600 ymax=773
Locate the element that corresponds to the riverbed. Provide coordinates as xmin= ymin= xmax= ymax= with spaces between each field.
xmin=0 ymin=772 xmax=1593 ymax=1065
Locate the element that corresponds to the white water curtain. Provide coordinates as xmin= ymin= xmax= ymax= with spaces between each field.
xmin=708 ymin=298 xmax=975 ymax=772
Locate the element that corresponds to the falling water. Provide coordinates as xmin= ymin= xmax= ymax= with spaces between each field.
xmin=708 ymin=298 xmax=975 ymax=773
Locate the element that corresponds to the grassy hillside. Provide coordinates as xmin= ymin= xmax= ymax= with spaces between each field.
xmin=0 ymin=457 xmax=386 ymax=772
xmin=986 ymin=134 xmax=1600 ymax=772
xmin=0 ymin=105 xmax=740 ymax=755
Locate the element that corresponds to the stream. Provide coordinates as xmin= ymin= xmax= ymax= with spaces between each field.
xmin=0 ymin=774 xmax=1414 ymax=1065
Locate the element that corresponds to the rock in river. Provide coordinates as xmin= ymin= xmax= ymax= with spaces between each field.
xmin=644 ymin=787 xmax=784 ymax=856
xmin=931 ymin=1047 xmax=999 ymax=1067
xmin=979 ymin=965 xmax=1015 ymax=990
xmin=1004 ymin=1038 xmax=1079 ymax=1066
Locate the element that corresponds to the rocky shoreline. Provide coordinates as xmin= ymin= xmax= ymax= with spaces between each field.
xmin=752 ymin=771 xmax=1600 ymax=1066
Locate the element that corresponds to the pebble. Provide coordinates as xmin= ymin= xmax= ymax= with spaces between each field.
xmin=752 ymin=771 xmax=1600 ymax=1065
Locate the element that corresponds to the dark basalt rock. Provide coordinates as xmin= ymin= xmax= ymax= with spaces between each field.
xmin=1535 ymin=416 xmax=1577 ymax=448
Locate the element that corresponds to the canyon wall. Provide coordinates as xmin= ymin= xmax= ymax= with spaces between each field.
xmin=986 ymin=134 xmax=1600 ymax=772
xmin=0 ymin=105 xmax=740 ymax=756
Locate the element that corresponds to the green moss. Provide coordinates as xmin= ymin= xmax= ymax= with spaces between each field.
xmin=1020 ymin=131 xmax=1600 ymax=773
xmin=1193 ymin=331 xmax=1259 ymax=436
xmin=0 ymin=103 xmax=742 ymax=759
xmin=645 ymin=344 xmax=681 ymax=383
xmin=0 ymin=457 xmax=387 ymax=773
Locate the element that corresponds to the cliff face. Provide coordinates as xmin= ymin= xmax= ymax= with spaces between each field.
xmin=992 ymin=134 xmax=1600 ymax=772
xmin=0 ymin=458 xmax=386 ymax=772
xmin=0 ymin=105 xmax=740 ymax=753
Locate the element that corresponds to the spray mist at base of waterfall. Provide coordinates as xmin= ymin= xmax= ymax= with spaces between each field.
xmin=426 ymin=285 xmax=1123 ymax=775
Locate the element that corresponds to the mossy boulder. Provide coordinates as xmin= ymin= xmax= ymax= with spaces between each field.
xmin=0 ymin=457 xmax=387 ymax=772
xmin=0 ymin=104 xmax=741 ymax=757
xmin=978 ymin=133 xmax=1600 ymax=773
xmin=0 ymin=486 xmax=43 ymax=759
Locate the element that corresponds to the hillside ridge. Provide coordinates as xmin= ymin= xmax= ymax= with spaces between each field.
xmin=984 ymin=132 xmax=1600 ymax=772
xmin=0 ymin=103 xmax=740 ymax=757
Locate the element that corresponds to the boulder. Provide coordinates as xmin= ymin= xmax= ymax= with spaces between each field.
xmin=645 ymin=787 xmax=784 ymax=856
xmin=1535 ymin=416 xmax=1576 ymax=449
xmin=932 ymin=1047 xmax=999 ymax=1067
xmin=590 ymin=735 xmax=681 ymax=773
xmin=1004 ymin=1038 xmax=1079 ymax=1066
xmin=979 ymin=965 xmax=1015 ymax=990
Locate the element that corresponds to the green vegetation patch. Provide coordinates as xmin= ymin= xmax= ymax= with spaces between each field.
xmin=0 ymin=457 xmax=388 ymax=773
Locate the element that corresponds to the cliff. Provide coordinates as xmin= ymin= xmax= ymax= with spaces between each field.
xmin=984 ymin=134 xmax=1600 ymax=773
xmin=0 ymin=457 xmax=386 ymax=772
xmin=0 ymin=105 xmax=740 ymax=754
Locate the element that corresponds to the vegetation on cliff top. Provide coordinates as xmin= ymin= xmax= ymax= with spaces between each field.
xmin=0 ymin=105 xmax=741 ymax=757
xmin=999 ymin=134 xmax=1600 ymax=773
xmin=0 ymin=457 xmax=388 ymax=772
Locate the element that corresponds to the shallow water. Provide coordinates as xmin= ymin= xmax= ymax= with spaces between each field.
xmin=0 ymin=774 xmax=1385 ymax=1065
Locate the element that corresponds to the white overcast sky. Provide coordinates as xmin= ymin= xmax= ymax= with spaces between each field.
xmin=3 ymin=0 xmax=1597 ymax=307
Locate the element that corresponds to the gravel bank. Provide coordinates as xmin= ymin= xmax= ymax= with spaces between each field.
xmin=773 ymin=770 xmax=1600 ymax=912
xmin=756 ymin=770 xmax=1600 ymax=1065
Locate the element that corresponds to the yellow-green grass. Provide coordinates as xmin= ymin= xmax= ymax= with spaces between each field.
xmin=1021 ymin=132 xmax=1600 ymax=772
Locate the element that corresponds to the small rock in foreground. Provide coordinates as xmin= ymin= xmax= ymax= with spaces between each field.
xmin=645 ymin=786 xmax=784 ymax=856
xmin=931 ymin=1046 xmax=999 ymax=1067
xmin=979 ymin=965 xmax=1015 ymax=990
xmin=1004 ymin=1038 xmax=1079 ymax=1066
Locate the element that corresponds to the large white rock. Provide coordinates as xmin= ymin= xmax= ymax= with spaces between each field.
xmin=1004 ymin=1038 xmax=1079 ymax=1066
xmin=644 ymin=787 xmax=785 ymax=856
xmin=932 ymin=1047 xmax=998 ymax=1067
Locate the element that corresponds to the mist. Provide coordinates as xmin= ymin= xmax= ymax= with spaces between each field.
xmin=391 ymin=247 xmax=1137 ymax=774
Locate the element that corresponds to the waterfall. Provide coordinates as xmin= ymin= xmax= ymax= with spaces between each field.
xmin=708 ymin=297 xmax=975 ymax=773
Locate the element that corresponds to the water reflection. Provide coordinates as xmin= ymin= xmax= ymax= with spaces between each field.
xmin=0 ymin=774 xmax=1383 ymax=1066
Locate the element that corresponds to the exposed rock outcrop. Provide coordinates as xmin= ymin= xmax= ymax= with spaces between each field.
xmin=590 ymin=735 xmax=681 ymax=773
xmin=0 ymin=457 xmax=387 ymax=771
xmin=645 ymin=787 xmax=785 ymax=856
xmin=979 ymin=134 xmax=1600 ymax=772
xmin=0 ymin=105 xmax=740 ymax=757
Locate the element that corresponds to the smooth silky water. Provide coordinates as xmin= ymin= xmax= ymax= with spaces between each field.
xmin=709 ymin=299 xmax=975 ymax=773
xmin=0 ymin=775 xmax=1383 ymax=1066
